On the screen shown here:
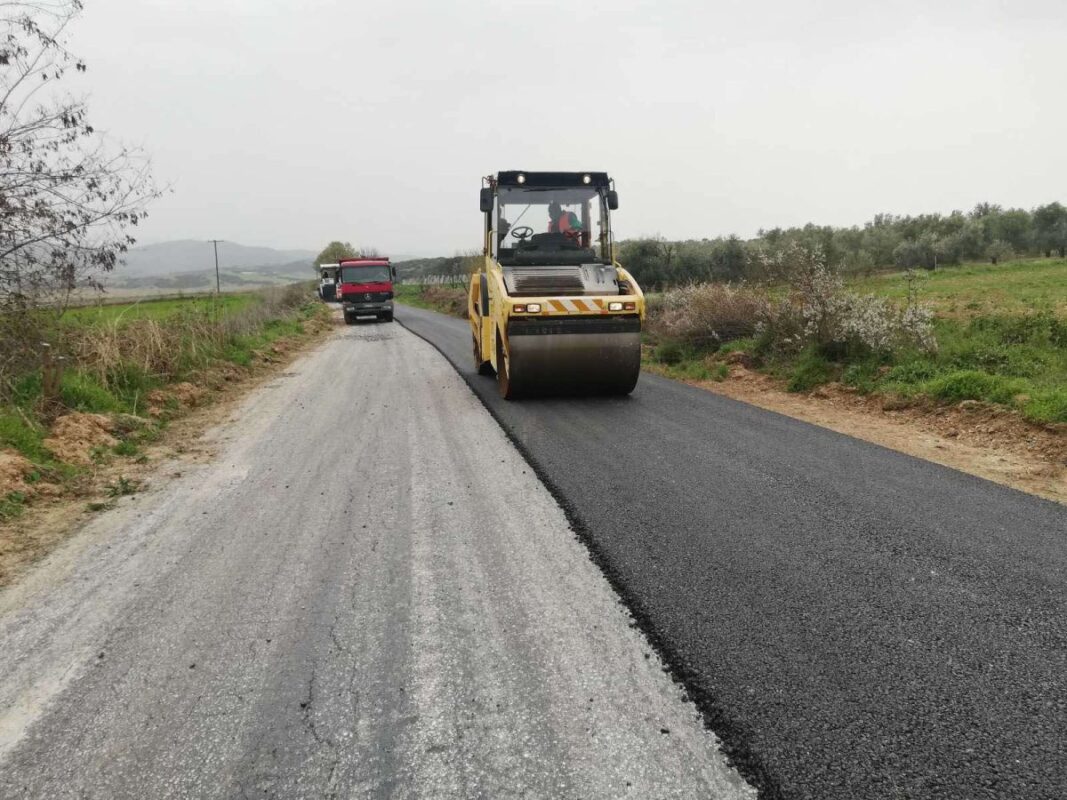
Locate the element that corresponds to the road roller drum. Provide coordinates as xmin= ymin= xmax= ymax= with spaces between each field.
xmin=470 ymin=171 xmax=646 ymax=400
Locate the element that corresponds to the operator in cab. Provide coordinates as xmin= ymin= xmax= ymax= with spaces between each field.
xmin=547 ymin=201 xmax=582 ymax=236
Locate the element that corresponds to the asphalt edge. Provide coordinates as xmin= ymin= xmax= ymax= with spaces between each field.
xmin=396 ymin=311 xmax=779 ymax=800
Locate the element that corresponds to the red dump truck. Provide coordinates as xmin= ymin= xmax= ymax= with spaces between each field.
xmin=337 ymin=257 xmax=396 ymax=324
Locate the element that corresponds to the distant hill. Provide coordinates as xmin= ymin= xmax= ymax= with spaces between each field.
xmin=103 ymin=241 xmax=432 ymax=294
xmin=115 ymin=240 xmax=316 ymax=280
xmin=101 ymin=241 xmax=317 ymax=293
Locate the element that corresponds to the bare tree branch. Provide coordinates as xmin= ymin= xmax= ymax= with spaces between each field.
xmin=1 ymin=0 xmax=159 ymax=312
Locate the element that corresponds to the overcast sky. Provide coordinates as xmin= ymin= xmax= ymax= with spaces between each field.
xmin=68 ymin=0 xmax=1066 ymax=257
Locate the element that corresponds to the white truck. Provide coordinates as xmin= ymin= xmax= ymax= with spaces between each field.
xmin=318 ymin=263 xmax=339 ymax=301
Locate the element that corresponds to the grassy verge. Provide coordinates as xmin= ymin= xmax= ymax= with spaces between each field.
xmin=647 ymin=327 xmax=1067 ymax=425
xmin=645 ymin=258 xmax=1067 ymax=425
xmin=1 ymin=284 xmax=328 ymax=518
xmin=395 ymin=284 xmax=468 ymax=317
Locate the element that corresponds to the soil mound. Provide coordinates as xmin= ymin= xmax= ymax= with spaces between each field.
xmin=43 ymin=413 xmax=118 ymax=466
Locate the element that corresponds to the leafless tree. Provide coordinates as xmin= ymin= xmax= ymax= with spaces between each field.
xmin=1 ymin=0 xmax=160 ymax=313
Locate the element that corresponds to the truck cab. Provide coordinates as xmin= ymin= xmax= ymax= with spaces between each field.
xmin=337 ymin=258 xmax=396 ymax=324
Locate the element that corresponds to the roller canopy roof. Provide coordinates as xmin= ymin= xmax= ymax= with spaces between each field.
xmin=497 ymin=171 xmax=611 ymax=189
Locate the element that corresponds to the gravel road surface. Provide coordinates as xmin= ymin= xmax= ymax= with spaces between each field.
xmin=0 ymin=320 xmax=754 ymax=799
xmin=397 ymin=304 xmax=1067 ymax=800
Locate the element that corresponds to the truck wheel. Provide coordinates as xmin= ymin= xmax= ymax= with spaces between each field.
xmin=496 ymin=334 xmax=517 ymax=399
xmin=473 ymin=334 xmax=494 ymax=376
xmin=382 ymin=311 xmax=394 ymax=322
xmin=343 ymin=312 xmax=354 ymax=325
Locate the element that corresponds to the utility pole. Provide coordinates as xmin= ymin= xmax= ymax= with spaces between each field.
xmin=209 ymin=239 xmax=223 ymax=294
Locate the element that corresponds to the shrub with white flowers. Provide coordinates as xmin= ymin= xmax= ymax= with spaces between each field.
xmin=646 ymin=243 xmax=937 ymax=358
xmin=755 ymin=242 xmax=937 ymax=356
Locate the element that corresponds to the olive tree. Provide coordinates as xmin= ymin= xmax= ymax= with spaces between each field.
xmin=1033 ymin=203 xmax=1067 ymax=258
xmin=312 ymin=241 xmax=358 ymax=270
xmin=985 ymin=240 xmax=1014 ymax=265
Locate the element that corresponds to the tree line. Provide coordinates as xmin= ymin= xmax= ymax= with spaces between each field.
xmin=619 ymin=201 xmax=1067 ymax=289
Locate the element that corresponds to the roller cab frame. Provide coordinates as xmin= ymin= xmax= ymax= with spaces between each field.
xmin=469 ymin=171 xmax=645 ymax=399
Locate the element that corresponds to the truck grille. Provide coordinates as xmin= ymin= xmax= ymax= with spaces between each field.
xmin=342 ymin=291 xmax=392 ymax=302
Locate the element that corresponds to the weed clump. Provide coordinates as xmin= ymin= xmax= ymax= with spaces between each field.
xmin=925 ymin=371 xmax=1026 ymax=405
xmin=655 ymin=341 xmax=686 ymax=365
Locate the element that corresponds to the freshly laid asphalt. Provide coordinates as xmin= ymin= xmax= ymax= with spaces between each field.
xmin=397 ymin=304 xmax=1067 ymax=800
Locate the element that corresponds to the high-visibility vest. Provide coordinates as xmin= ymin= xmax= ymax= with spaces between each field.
xmin=548 ymin=211 xmax=580 ymax=234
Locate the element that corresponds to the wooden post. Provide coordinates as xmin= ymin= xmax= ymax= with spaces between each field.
xmin=41 ymin=342 xmax=62 ymax=411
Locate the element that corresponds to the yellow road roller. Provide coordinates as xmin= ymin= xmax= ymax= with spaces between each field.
xmin=469 ymin=171 xmax=645 ymax=399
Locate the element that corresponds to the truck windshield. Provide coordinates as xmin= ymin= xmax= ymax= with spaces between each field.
xmin=341 ymin=266 xmax=390 ymax=284
xmin=496 ymin=186 xmax=611 ymax=266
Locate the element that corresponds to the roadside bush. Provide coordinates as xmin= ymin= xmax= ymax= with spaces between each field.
xmin=648 ymin=283 xmax=769 ymax=349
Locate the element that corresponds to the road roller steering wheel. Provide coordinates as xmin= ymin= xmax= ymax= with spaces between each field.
xmin=510 ymin=225 xmax=534 ymax=243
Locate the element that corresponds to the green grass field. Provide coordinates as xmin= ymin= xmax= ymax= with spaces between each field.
xmin=63 ymin=293 xmax=258 ymax=326
xmin=850 ymin=258 xmax=1067 ymax=317
xmin=846 ymin=260 xmax=1067 ymax=422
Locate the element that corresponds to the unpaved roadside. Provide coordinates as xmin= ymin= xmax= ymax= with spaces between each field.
xmin=674 ymin=363 xmax=1067 ymax=505
xmin=0 ymin=319 xmax=753 ymax=799
xmin=0 ymin=307 xmax=335 ymax=588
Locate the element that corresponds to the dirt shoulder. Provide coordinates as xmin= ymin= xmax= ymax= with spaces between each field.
xmin=0 ymin=308 xmax=338 ymax=588
xmin=657 ymin=362 xmax=1067 ymax=506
